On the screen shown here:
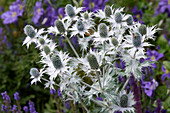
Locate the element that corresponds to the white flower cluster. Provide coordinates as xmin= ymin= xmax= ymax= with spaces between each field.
xmin=23 ymin=4 xmax=159 ymax=113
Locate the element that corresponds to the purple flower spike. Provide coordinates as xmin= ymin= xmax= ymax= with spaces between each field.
xmin=65 ymin=101 xmax=71 ymax=110
xmin=161 ymin=65 xmax=170 ymax=82
xmin=57 ymin=88 xmax=62 ymax=97
xmin=1 ymin=104 xmax=8 ymax=113
xmin=50 ymin=89 xmax=56 ymax=95
xmin=12 ymin=105 xmax=17 ymax=112
xmin=14 ymin=92 xmax=20 ymax=101
xmin=23 ymin=106 xmax=28 ymax=113
xmin=1 ymin=91 xmax=11 ymax=103
xmin=32 ymin=1 xmax=44 ymax=25
xmin=28 ymin=100 xmax=37 ymax=113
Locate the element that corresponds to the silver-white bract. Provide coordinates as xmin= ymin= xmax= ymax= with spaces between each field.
xmin=22 ymin=4 xmax=159 ymax=113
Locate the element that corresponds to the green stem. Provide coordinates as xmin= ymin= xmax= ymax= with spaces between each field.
xmin=96 ymin=71 xmax=102 ymax=90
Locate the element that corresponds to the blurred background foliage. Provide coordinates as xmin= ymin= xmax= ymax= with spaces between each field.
xmin=0 ymin=0 xmax=169 ymax=112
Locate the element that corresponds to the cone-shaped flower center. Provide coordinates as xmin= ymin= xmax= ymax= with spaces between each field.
xmin=51 ymin=54 xmax=63 ymax=70
xmin=104 ymin=5 xmax=112 ymax=17
xmin=24 ymin=25 xmax=36 ymax=38
xmin=65 ymin=4 xmax=75 ymax=18
xmin=126 ymin=15 xmax=133 ymax=25
xmin=43 ymin=45 xmax=50 ymax=55
xmin=84 ymin=13 xmax=89 ymax=20
xmin=132 ymin=32 xmax=141 ymax=47
xmin=30 ymin=68 xmax=39 ymax=77
xmin=115 ymin=12 xmax=122 ymax=23
xmin=55 ymin=20 xmax=65 ymax=33
xmin=138 ymin=25 xmax=146 ymax=35
xmin=99 ymin=23 xmax=108 ymax=38
xmin=120 ymin=94 xmax=128 ymax=107
xmin=39 ymin=38 xmax=45 ymax=45
xmin=111 ymin=38 xmax=118 ymax=47
xmin=77 ymin=20 xmax=85 ymax=31
xmin=87 ymin=54 xmax=99 ymax=69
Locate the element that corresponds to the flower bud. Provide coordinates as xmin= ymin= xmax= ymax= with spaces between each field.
xmin=24 ymin=25 xmax=36 ymax=38
xmin=55 ymin=20 xmax=65 ymax=33
xmin=132 ymin=32 xmax=141 ymax=47
xmin=51 ymin=54 xmax=63 ymax=69
xmin=111 ymin=38 xmax=118 ymax=47
xmin=126 ymin=15 xmax=133 ymax=25
xmin=43 ymin=45 xmax=50 ymax=55
xmin=115 ymin=12 xmax=122 ymax=23
xmin=65 ymin=4 xmax=75 ymax=18
xmin=98 ymin=23 xmax=108 ymax=38
xmin=138 ymin=25 xmax=146 ymax=35
xmin=30 ymin=68 xmax=39 ymax=77
xmin=77 ymin=20 xmax=85 ymax=31
xmin=84 ymin=13 xmax=89 ymax=20
xmin=39 ymin=38 xmax=45 ymax=45
xmin=87 ymin=54 xmax=99 ymax=69
xmin=104 ymin=5 xmax=112 ymax=17
xmin=120 ymin=94 xmax=128 ymax=107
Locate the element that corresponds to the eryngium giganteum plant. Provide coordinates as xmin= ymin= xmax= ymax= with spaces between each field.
xmin=22 ymin=4 xmax=159 ymax=113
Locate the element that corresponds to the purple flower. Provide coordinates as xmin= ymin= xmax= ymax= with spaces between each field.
xmin=146 ymin=49 xmax=164 ymax=68
xmin=163 ymin=34 xmax=170 ymax=45
xmin=1 ymin=104 xmax=8 ymax=112
xmin=23 ymin=106 xmax=28 ymax=112
xmin=161 ymin=65 xmax=170 ymax=82
xmin=141 ymin=79 xmax=158 ymax=97
xmin=32 ymin=1 xmax=44 ymax=25
xmin=14 ymin=92 xmax=20 ymax=101
xmin=57 ymin=88 xmax=62 ymax=97
xmin=1 ymin=91 xmax=11 ymax=103
xmin=116 ymin=59 xmax=126 ymax=69
xmin=28 ymin=100 xmax=37 ymax=113
xmin=12 ymin=105 xmax=17 ymax=113
xmin=64 ymin=101 xmax=70 ymax=110
xmin=11 ymin=0 xmax=25 ymax=16
xmin=155 ymin=0 xmax=170 ymax=17
xmin=131 ymin=6 xmax=144 ymax=24
xmin=1 ymin=5 xmax=20 ymax=24
xmin=83 ymin=0 xmax=109 ymax=12
xmin=71 ymin=36 xmax=79 ymax=47
xmin=57 ymin=7 xmax=65 ymax=19
xmin=96 ymin=96 xmax=103 ymax=101
xmin=50 ymin=89 xmax=56 ymax=95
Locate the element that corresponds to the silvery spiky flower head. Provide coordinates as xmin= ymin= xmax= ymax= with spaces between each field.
xmin=87 ymin=54 xmax=99 ymax=69
xmin=39 ymin=37 xmax=45 ymax=45
xmin=24 ymin=25 xmax=36 ymax=38
xmin=55 ymin=20 xmax=65 ymax=33
xmin=99 ymin=23 xmax=108 ymax=38
xmin=115 ymin=12 xmax=122 ymax=23
xmin=138 ymin=25 xmax=146 ymax=36
xmin=65 ymin=4 xmax=75 ymax=18
xmin=111 ymin=38 xmax=119 ymax=47
xmin=77 ymin=20 xmax=85 ymax=31
xmin=30 ymin=68 xmax=39 ymax=77
xmin=126 ymin=15 xmax=133 ymax=25
xmin=132 ymin=32 xmax=142 ymax=47
xmin=111 ymin=90 xmax=136 ymax=112
xmin=43 ymin=45 xmax=51 ymax=55
xmin=104 ymin=5 xmax=112 ymax=17
xmin=51 ymin=54 xmax=63 ymax=70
